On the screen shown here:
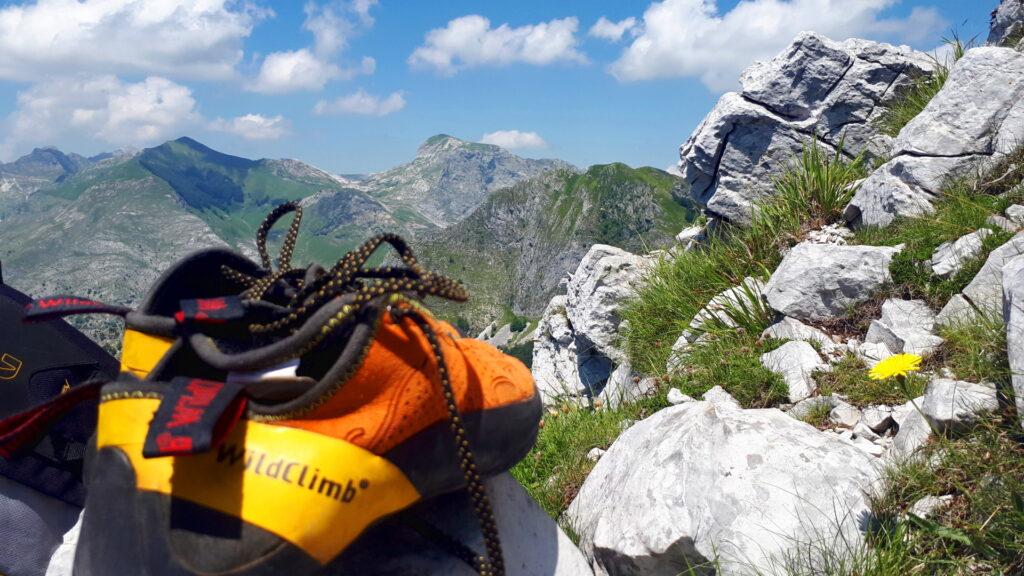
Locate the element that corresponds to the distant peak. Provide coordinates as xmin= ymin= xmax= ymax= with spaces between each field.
xmin=417 ymin=134 xmax=466 ymax=155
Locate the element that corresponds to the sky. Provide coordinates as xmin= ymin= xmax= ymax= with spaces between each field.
xmin=0 ymin=0 xmax=996 ymax=174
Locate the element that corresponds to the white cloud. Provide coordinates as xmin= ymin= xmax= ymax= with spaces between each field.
xmin=0 ymin=0 xmax=267 ymax=82
xmin=589 ymin=16 xmax=637 ymax=42
xmin=209 ymin=114 xmax=289 ymax=140
xmin=2 ymin=76 xmax=199 ymax=157
xmin=313 ymin=89 xmax=406 ymax=116
xmin=409 ymin=15 xmax=587 ymax=75
xmin=480 ymin=130 xmax=548 ymax=150
xmin=248 ymin=1 xmax=377 ymax=93
xmin=609 ymin=0 xmax=947 ymax=91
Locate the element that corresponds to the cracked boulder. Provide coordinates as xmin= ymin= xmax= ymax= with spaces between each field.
xmin=566 ymin=398 xmax=880 ymax=575
xmin=680 ymin=32 xmax=935 ymax=224
xmin=566 ymin=245 xmax=652 ymax=364
xmin=938 ymin=231 xmax=1024 ymax=327
xmin=765 ymin=242 xmax=902 ymax=322
xmin=1002 ymin=254 xmax=1024 ymax=429
xmin=921 ymin=378 xmax=999 ymax=433
xmin=845 ymin=47 xmax=1024 ymax=227
xmin=865 ymin=298 xmax=944 ymax=356
xmin=762 ymin=316 xmax=843 ymax=357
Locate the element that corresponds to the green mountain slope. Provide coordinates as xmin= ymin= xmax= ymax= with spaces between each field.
xmin=418 ymin=163 xmax=699 ymax=330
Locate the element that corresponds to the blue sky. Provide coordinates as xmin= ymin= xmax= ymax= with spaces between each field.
xmin=0 ymin=0 xmax=994 ymax=174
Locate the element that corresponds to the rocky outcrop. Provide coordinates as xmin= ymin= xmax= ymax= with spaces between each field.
xmin=566 ymin=245 xmax=653 ymax=364
xmin=666 ymin=277 xmax=767 ymax=370
xmin=328 ymin=473 xmax=594 ymax=575
xmin=680 ymin=32 xmax=935 ymax=223
xmin=864 ymin=298 xmax=944 ymax=356
xmin=1002 ymin=254 xmax=1024 ymax=429
xmin=567 ymin=393 xmax=880 ymax=575
xmin=989 ymin=0 xmax=1024 ymax=47
xmin=765 ymin=242 xmax=901 ymax=322
xmin=762 ymin=316 xmax=843 ymax=357
xmin=845 ymin=47 xmax=1024 ymax=227
xmin=532 ymin=246 xmax=653 ymax=405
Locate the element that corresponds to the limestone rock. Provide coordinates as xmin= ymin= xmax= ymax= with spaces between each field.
xmin=805 ymin=223 xmax=854 ymax=246
xmin=988 ymin=214 xmax=1020 ymax=233
xmin=865 ymin=298 xmax=944 ymax=356
xmin=761 ymin=316 xmax=842 ymax=356
xmin=988 ymin=0 xmax=1024 ymax=47
xmin=1005 ymin=204 xmax=1024 ymax=225
xmin=862 ymin=405 xmax=896 ymax=434
xmin=567 ymin=402 xmax=881 ymax=575
xmin=846 ymin=47 xmax=1024 ymax=227
xmin=889 ymin=398 xmax=932 ymax=459
xmin=566 ymin=245 xmax=652 ymax=364
xmin=587 ymin=448 xmax=606 ymax=462
xmin=908 ymin=495 xmax=954 ymax=519
xmin=921 ymin=378 xmax=998 ymax=432
xmin=532 ymin=296 xmax=584 ymax=404
xmin=330 ymin=473 xmax=594 ymax=575
xmin=855 ymin=341 xmax=894 ymax=368
xmin=765 ymin=242 xmax=901 ymax=322
xmin=760 ymin=341 xmax=825 ymax=402
xmin=666 ymin=388 xmax=695 ymax=405
xmin=830 ymin=401 xmax=862 ymax=428
xmin=962 ymin=231 xmax=1024 ymax=313
xmin=936 ymin=293 xmax=977 ymax=328
xmin=1002 ymin=254 xmax=1024 ymax=429
xmin=682 ymin=276 xmax=767 ymax=342
xmin=787 ymin=395 xmax=839 ymax=421
xmin=681 ymin=32 xmax=934 ymax=224
xmin=702 ymin=385 xmax=741 ymax=410
xmin=600 ymin=363 xmax=656 ymax=410
xmin=929 ymin=229 xmax=992 ymax=278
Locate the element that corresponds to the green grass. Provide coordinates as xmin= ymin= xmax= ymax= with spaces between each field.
xmin=624 ymin=139 xmax=866 ymax=379
xmin=510 ymin=389 xmax=671 ymax=519
xmin=668 ymin=330 xmax=789 ymax=408
xmin=933 ymin=313 xmax=1011 ymax=386
xmin=860 ymin=412 xmax=1024 ymax=575
xmin=875 ymin=36 xmax=966 ymax=138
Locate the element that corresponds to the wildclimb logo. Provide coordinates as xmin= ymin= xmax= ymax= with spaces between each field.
xmin=215 ymin=443 xmax=370 ymax=504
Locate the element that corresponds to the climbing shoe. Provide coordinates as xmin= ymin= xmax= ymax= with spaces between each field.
xmin=4 ymin=203 xmax=541 ymax=575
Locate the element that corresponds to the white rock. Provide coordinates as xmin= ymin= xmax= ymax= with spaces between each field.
xmin=930 ymin=229 xmax=992 ymax=278
xmin=908 ymin=494 xmax=954 ymax=519
xmin=922 ymin=378 xmax=999 ymax=432
xmin=586 ymin=448 xmax=606 ymax=462
xmin=532 ymin=296 xmax=584 ymax=404
xmin=889 ymin=398 xmax=932 ymax=459
xmin=829 ymin=401 xmax=862 ymax=428
xmin=702 ymin=385 xmax=741 ymax=410
xmin=962 ymin=231 xmax=1024 ymax=313
xmin=989 ymin=0 xmax=1024 ymax=46
xmin=806 ymin=223 xmax=854 ymax=246
xmin=666 ymin=388 xmax=695 ymax=405
xmin=760 ymin=341 xmax=826 ymax=402
xmin=665 ymin=333 xmax=690 ymax=373
xmin=865 ymin=298 xmax=944 ymax=356
xmin=1003 ymin=254 xmax=1024 ymax=430
xmin=853 ymin=421 xmax=881 ymax=442
xmin=846 ymin=47 xmax=1024 ymax=227
xmin=936 ymin=293 xmax=978 ymax=328
xmin=988 ymin=214 xmax=1019 ymax=233
xmin=675 ymin=225 xmax=703 ymax=245
xmin=681 ymin=32 xmax=935 ymax=224
xmin=765 ymin=242 xmax=901 ymax=322
xmin=600 ymin=363 xmax=657 ymax=410
xmin=853 ymin=436 xmax=885 ymax=457
xmin=567 ymin=402 xmax=882 ymax=575
xmin=330 ymin=473 xmax=595 ymax=575
xmin=566 ymin=244 xmax=653 ymax=363
xmin=1006 ymin=204 xmax=1024 ymax=226
xmin=861 ymin=405 xmax=895 ymax=434
xmin=855 ymin=341 xmax=894 ymax=368
xmin=761 ymin=316 xmax=841 ymax=355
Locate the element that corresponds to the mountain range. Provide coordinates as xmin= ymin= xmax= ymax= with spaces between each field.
xmin=0 ymin=135 xmax=695 ymax=350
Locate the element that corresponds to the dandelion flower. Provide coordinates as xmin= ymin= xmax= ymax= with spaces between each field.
xmin=868 ymin=353 xmax=922 ymax=380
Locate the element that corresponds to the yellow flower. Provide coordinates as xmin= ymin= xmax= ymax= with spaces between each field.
xmin=868 ymin=353 xmax=922 ymax=380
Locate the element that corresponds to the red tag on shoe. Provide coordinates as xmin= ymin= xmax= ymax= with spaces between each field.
xmin=142 ymin=377 xmax=246 ymax=458
xmin=175 ymin=296 xmax=245 ymax=325
xmin=0 ymin=381 xmax=103 ymax=458
xmin=23 ymin=296 xmax=129 ymax=322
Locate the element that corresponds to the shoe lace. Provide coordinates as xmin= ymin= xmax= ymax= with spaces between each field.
xmin=224 ymin=203 xmax=506 ymax=576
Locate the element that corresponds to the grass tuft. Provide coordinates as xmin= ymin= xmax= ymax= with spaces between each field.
xmin=815 ymin=354 xmax=926 ymax=406
xmin=875 ymin=35 xmax=966 ymax=138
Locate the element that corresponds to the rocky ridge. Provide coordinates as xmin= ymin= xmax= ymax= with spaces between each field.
xmin=531 ymin=8 xmax=1024 ymax=573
